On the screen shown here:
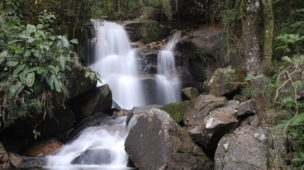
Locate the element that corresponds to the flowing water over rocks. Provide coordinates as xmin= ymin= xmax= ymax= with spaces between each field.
xmin=156 ymin=32 xmax=182 ymax=104
xmin=46 ymin=117 xmax=134 ymax=170
xmin=90 ymin=20 xmax=146 ymax=109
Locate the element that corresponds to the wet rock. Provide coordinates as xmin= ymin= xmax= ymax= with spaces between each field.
xmin=16 ymin=156 xmax=46 ymax=169
xmin=215 ymin=126 xmax=287 ymax=170
xmin=183 ymin=94 xmax=227 ymax=127
xmin=181 ymin=87 xmax=199 ymax=101
xmin=160 ymin=101 xmax=190 ymax=123
xmin=72 ymin=149 xmax=113 ymax=165
xmin=125 ymin=109 xmax=213 ymax=170
xmin=24 ymin=139 xmax=63 ymax=157
xmin=127 ymin=105 xmax=161 ymax=125
xmin=189 ymin=101 xmax=239 ymax=156
xmin=203 ymin=66 xmax=245 ymax=97
xmin=70 ymin=85 xmax=112 ymax=120
xmin=37 ymin=107 xmax=76 ymax=139
xmin=70 ymin=113 xmax=111 ymax=140
xmin=237 ymin=99 xmax=257 ymax=117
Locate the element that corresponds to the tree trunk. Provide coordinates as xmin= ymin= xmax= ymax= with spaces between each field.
xmin=240 ymin=0 xmax=263 ymax=75
xmin=262 ymin=0 xmax=274 ymax=74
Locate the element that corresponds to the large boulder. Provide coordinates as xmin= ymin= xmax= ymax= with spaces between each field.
xmin=203 ymin=66 xmax=245 ymax=97
xmin=189 ymin=100 xmax=239 ymax=156
xmin=125 ymin=108 xmax=213 ymax=170
xmin=70 ymin=85 xmax=112 ymax=120
xmin=215 ymin=126 xmax=288 ymax=170
xmin=183 ymin=94 xmax=227 ymax=127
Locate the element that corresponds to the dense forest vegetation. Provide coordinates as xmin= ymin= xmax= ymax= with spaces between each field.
xmin=0 ymin=0 xmax=303 ymax=169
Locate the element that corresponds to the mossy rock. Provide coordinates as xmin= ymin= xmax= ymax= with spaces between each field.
xmin=160 ymin=101 xmax=190 ymax=123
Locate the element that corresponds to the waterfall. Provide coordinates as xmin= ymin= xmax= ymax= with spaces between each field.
xmin=156 ymin=32 xmax=182 ymax=104
xmin=46 ymin=117 xmax=134 ymax=170
xmin=89 ymin=20 xmax=146 ymax=110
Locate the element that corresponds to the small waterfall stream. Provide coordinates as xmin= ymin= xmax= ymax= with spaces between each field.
xmin=90 ymin=20 xmax=146 ymax=109
xmin=156 ymin=32 xmax=182 ymax=104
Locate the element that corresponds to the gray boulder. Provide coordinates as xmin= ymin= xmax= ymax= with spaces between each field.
xmin=203 ymin=66 xmax=245 ymax=97
xmin=215 ymin=126 xmax=287 ymax=170
xmin=125 ymin=109 xmax=213 ymax=170
xmin=237 ymin=99 xmax=257 ymax=117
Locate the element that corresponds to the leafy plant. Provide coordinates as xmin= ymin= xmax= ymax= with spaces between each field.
xmin=0 ymin=13 xmax=100 ymax=127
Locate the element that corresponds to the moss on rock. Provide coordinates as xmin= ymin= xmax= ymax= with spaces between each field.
xmin=160 ymin=101 xmax=190 ymax=123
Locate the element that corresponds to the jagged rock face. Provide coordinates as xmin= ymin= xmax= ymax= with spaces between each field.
xmin=70 ymin=85 xmax=112 ymax=120
xmin=183 ymin=95 xmax=227 ymax=127
xmin=125 ymin=109 xmax=213 ymax=170
xmin=237 ymin=99 xmax=257 ymax=117
xmin=188 ymin=100 xmax=239 ymax=156
xmin=215 ymin=126 xmax=287 ymax=170
xmin=203 ymin=66 xmax=245 ymax=97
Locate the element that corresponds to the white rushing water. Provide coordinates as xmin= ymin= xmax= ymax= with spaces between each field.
xmin=156 ymin=32 xmax=182 ymax=104
xmin=90 ymin=20 xmax=145 ymax=109
xmin=46 ymin=117 xmax=135 ymax=170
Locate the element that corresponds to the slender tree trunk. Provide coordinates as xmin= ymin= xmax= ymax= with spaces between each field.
xmin=262 ymin=0 xmax=274 ymax=74
xmin=240 ymin=0 xmax=263 ymax=75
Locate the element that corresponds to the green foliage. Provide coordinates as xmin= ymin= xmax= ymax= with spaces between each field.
xmin=142 ymin=23 xmax=167 ymax=43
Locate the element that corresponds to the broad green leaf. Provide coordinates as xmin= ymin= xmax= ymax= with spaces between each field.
xmin=25 ymin=72 xmax=35 ymax=87
xmin=53 ymin=77 xmax=62 ymax=92
xmin=13 ymin=64 xmax=26 ymax=76
xmin=9 ymin=45 xmax=20 ymax=52
xmin=8 ymin=83 xmax=24 ymax=100
xmin=70 ymin=39 xmax=79 ymax=44
xmin=26 ymin=24 xmax=36 ymax=34
xmin=7 ymin=61 xmax=19 ymax=67
xmin=282 ymin=56 xmax=292 ymax=63
xmin=36 ymin=24 xmax=43 ymax=29
xmin=24 ymin=50 xmax=31 ymax=57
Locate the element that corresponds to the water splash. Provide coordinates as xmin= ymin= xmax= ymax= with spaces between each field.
xmin=90 ymin=21 xmax=146 ymax=109
xmin=46 ymin=117 xmax=134 ymax=170
xmin=156 ymin=32 xmax=182 ymax=104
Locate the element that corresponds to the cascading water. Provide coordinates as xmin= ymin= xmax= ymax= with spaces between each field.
xmin=46 ymin=116 xmax=136 ymax=170
xmin=90 ymin=20 xmax=146 ymax=109
xmin=156 ymin=32 xmax=182 ymax=104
